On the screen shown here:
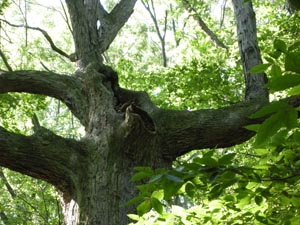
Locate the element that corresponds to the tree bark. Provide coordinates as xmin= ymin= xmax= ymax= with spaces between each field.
xmin=232 ymin=0 xmax=268 ymax=101
xmin=0 ymin=1 xmax=298 ymax=225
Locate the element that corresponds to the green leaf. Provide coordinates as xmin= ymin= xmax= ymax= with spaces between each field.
xmin=249 ymin=63 xmax=271 ymax=74
xmin=283 ymin=107 xmax=298 ymax=129
xmin=288 ymin=41 xmax=300 ymax=52
xmin=269 ymin=64 xmax=282 ymax=77
xmin=124 ymin=196 xmax=144 ymax=206
xmin=255 ymin=195 xmax=263 ymax=206
xmin=244 ymin=124 xmax=260 ymax=132
xmin=250 ymin=101 xmax=288 ymax=119
xmin=148 ymin=174 xmax=163 ymax=183
xmin=291 ymin=197 xmax=300 ymax=207
xmin=267 ymin=74 xmax=300 ymax=91
xmin=274 ymin=39 xmax=287 ymax=53
xmin=224 ymin=195 xmax=235 ymax=202
xmin=254 ymin=111 xmax=284 ymax=147
xmin=269 ymin=50 xmax=282 ymax=59
xmin=285 ymin=52 xmax=300 ymax=73
xmin=194 ymin=157 xmax=218 ymax=167
xmin=254 ymin=148 xmax=268 ymax=155
xmin=137 ymin=199 xmax=152 ymax=216
xmin=131 ymin=171 xmax=153 ymax=181
xmin=288 ymin=85 xmax=300 ymax=95
xmin=185 ymin=182 xmax=195 ymax=198
xmin=163 ymin=181 xmax=182 ymax=201
xmin=265 ymin=56 xmax=275 ymax=64
xmin=255 ymin=211 xmax=268 ymax=224
xmin=151 ymin=190 xmax=164 ymax=201
xmin=151 ymin=197 xmax=164 ymax=214
xmin=209 ymin=184 xmax=223 ymax=199
xmin=127 ymin=214 xmax=140 ymax=221
xmin=165 ymin=174 xmax=183 ymax=183
xmin=218 ymin=153 xmax=236 ymax=165
xmin=264 ymin=56 xmax=275 ymax=63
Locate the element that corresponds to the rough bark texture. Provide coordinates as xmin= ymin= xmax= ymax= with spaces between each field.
xmin=0 ymin=0 xmax=299 ymax=225
xmin=232 ymin=0 xmax=269 ymax=101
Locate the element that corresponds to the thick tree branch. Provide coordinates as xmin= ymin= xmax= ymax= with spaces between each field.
xmin=117 ymin=79 xmax=300 ymax=161
xmin=100 ymin=0 xmax=137 ymax=52
xmin=0 ymin=126 xmax=86 ymax=198
xmin=154 ymin=101 xmax=262 ymax=159
xmin=182 ymin=0 xmax=227 ymax=49
xmin=0 ymin=19 xmax=76 ymax=62
xmin=152 ymin=96 xmax=300 ymax=159
xmin=232 ymin=0 xmax=268 ymax=101
xmin=0 ymin=70 xmax=87 ymax=125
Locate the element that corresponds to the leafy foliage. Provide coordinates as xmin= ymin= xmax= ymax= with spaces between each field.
xmin=129 ymin=30 xmax=300 ymax=225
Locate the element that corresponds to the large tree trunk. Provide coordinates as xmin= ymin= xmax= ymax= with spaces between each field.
xmin=1 ymin=1 xmax=300 ymax=225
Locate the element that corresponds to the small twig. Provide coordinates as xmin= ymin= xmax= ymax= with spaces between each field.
xmin=40 ymin=61 xmax=51 ymax=71
xmin=0 ymin=19 xmax=76 ymax=62
xmin=59 ymin=0 xmax=73 ymax=36
xmin=219 ymin=0 xmax=228 ymax=28
xmin=32 ymin=113 xmax=41 ymax=133
xmin=0 ymin=48 xmax=12 ymax=71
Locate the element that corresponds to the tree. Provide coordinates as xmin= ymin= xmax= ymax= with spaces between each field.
xmin=0 ymin=0 xmax=299 ymax=224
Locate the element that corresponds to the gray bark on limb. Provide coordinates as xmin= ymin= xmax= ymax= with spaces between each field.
xmin=0 ymin=126 xmax=86 ymax=200
xmin=0 ymin=70 xmax=88 ymax=125
xmin=65 ymin=0 xmax=137 ymax=67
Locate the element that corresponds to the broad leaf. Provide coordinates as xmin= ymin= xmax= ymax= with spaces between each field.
xmin=218 ymin=153 xmax=236 ymax=165
xmin=267 ymin=74 xmax=300 ymax=91
xmin=165 ymin=174 xmax=183 ymax=183
xmin=151 ymin=197 xmax=164 ymax=214
xmin=269 ymin=64 xmax=282 ymax=77
xmin=185 ymin=182 xmax=195 ymax=198
xmin=254 ymin=111 xmax=284 ymax=147
xmin=249 ymin=63 xmax=271 ymax=74
xmin=131 ymin=171 xmax=153 ymax=181
xmin=274 ymin=39 xmax=287 ymax=53
xmin=255 ymin=195 xmax=263 ymax=206
xmin=288 ymin=86 xmax=300 ymax=95
xmin=285 ymin=52 xmax=300 ymax=73
xmin=288 ymin=41 xmax=300 ymax=52
xmin=137 ymin=200 xmax=152 ymax=216
xmin=283 ymin=107 xmax=298 ymax=129
xmin=151 ymin=190 xmax=164 ymax=201
xmin=250 ymin=101 xmax=288 ymax=119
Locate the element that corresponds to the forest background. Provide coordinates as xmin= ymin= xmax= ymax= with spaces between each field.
xmin=0 ymin=0 xmax=300 ymax=224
